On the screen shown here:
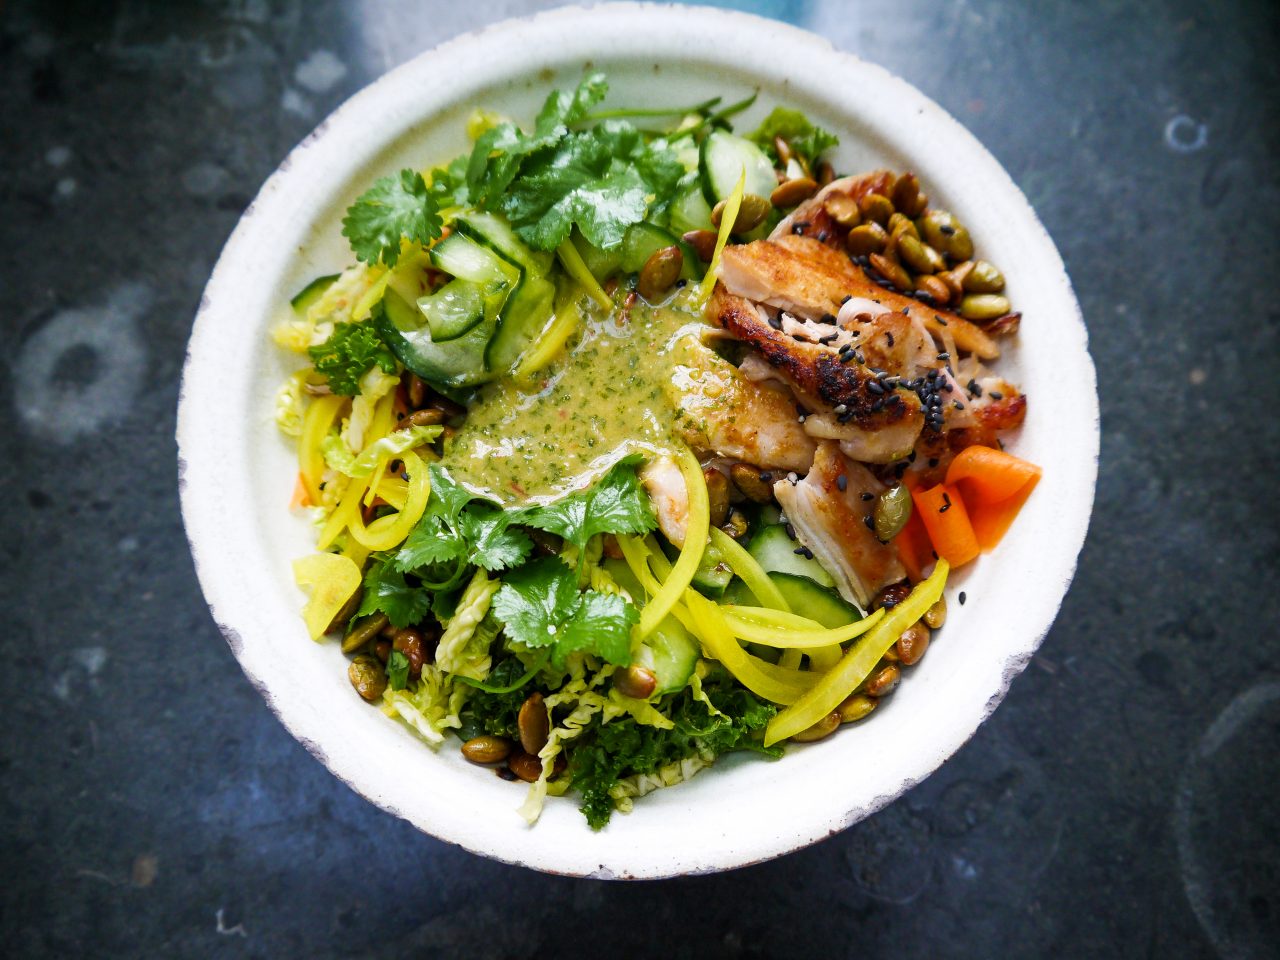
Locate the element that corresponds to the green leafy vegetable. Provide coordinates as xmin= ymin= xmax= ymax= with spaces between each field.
xmin=748 ymin=106 xmax=839 ymax=169
xmin=341 ymin=169 xmax=443 ymax=267
xmin=457 ymin=657 xmax=538 ymax=740
xmin=308 ymin=321 xmax=398 ymax=396
xmin=387 ymin=650 xmax=410 ymax=690
xmin=356 ymin=558 xmax=432 ymax=628
xmin=491 ymin=557 xmax=637 ymax=667
xmin=393 ymin=466 xmax=531 ymax=575
xmin=456 ymin=504 xmax=534 ymax=572
xmin=523 ymin=456 xmax=657 ymax=556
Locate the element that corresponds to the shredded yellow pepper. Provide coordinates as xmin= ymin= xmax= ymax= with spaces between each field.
xmin=298 ymin=394 xmax=345 ymax=505
xmin=764 ymin=560 xmax=950 ymax=746
xmin=682 ymin=590 xmax=814 ymax=705
xmin=708 ymin=526 xmax=790 ymax=612
xmin=721 ymin=606 xmax=886 ymax=649
xmin=292 ymin=552 xmax=362 ymax=640
xmin=556 ymin=238 xmax=612 ymax=311
xmin=636 ymin=447 xmax=709 ymax=638
xmin=347 ymin=450 xmax=431 ymax=552
xmin=514 ymin=284 xmax=583 ymax=382
xmin=317 ymin=475 xmax=369 ymax=550
xmin=351 ymin=268 xmax=390 ymax=321
xmin=617 ymin=534 xmax=663 ymax=598
xmin=696 ymin=169 xmax=745 ymax=305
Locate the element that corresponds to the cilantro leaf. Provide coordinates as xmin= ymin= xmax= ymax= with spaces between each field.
xmin=387 ymin=651 xmax=410 ymax=690
xmin=523 ymin=456 xmax=656 ymax=554
xmin=355 ymin=558 xmax=431 ymax=628
xmin=427 ymin=154 xmax=471 ymax=208
xmin=748 ymin=106 xmax=839 ymax=169
xmin=491 ymin=557 xmax=581 ymax=651
xmin=555 ymin=591 xmax=636 ymax=667
xmin=341 ymin=169 xmax=443 ymax=267
xmin=427 ymin=465 xmax=476 ymax=525
xmin=457 ymin=504 xmax=533 ymax=572
xmin=466 ymin=73 xmax=609 ymax=208
xmin=308 ymin=321 xmax=398 ymax=396
xmin=393 ymin=512 xmax=464 ymax=571
xmin=491 ymin=557 xmax=636 ymax=667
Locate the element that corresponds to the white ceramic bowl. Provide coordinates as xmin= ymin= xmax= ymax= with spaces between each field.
xmin=178 ymin=3 xmax=1098 ymax=878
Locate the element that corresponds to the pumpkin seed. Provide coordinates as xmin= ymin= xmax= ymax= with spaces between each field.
xmin=341 ymin=612 xmax=389 ymax=654
xmin=846 ymin=221 xmax=888 ymax=256
xmin=863 ymin=663 xmax=901 ymax=697
xmin=824 ymin=192 xmax=862 ymax=227
xmin=937 ymin=260 xmax=974 ymax=299
xmin=711 ymin=192 xmax=771 ymax=233
xmin=720 ymin=508 xmax=749 ymax=540
xmin=729 ymin=463 xmax=774 ymax=503
xmin=792 ymin=711 xmax=841 ymax=742
xmin=637 ymin=245 xmax=683 ymax=301
xmin=517 ymin=692 xmax=550 ymax=756
xmin=963 ymin=259 xmax=1006 ymax=293
xmin=869 ymin=252 xmax=912 ymax=292
xmin=347 ymin=654 xmax=386 ymax=702
xmin=461 ymin=735 xmax=513 ymax=765
xmin=918 ymin=209 xmax=973 ymax=260
xmin=873 ymin=484 xmax=913 ymax=541
xmin=986 ymin=312 xmax=1022 ymax=337
xmin=507 ymin=750 xmax=543 ymax=783
xmin=887 ymin=212 xmax=918 ymax=241
xmin=960 ymin=294 xmax=1012 ymax=321
xmin=704 ymin=468 xmax=730 ymax=528
xmin=895 ymin=622 xmax=930 ymax=665
xmin=896 ymin=234 xmax=945 ymax=275
xmin=816 ymin=160 xmax=836 ymax=185
xmin=614 ymin=664 xmax=658 ymax=699
xmin=891 ymin=172 xmax=927 ymax=217
xmin=915 ymin=274 xmax=952 ymax=306
xmin=923 ymin=596 xmax=947 ymax=629
xmin=773 ymin=136 xmax=794 ymax=166
xmin=858 ymin=192 xmax=894 ymax=225
xmin=837 ymin=694 xmax=877 ymax=723
xmin=682 ymin=229 xmax=718 ymax=263
xmin=770 ymin=177 xmax=819 ymax=208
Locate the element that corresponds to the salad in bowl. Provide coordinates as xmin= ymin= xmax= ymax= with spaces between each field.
xmin=276 ymin=72 xmax=1042 ymax=829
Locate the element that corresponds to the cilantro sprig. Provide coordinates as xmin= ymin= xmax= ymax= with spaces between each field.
xmin=748 ymin=106 xmax=839 ymax=171
xmin=341 ymin=169 xmax=443 ymax=267
xmin=522 ymin=454 xmax=657 ymax=556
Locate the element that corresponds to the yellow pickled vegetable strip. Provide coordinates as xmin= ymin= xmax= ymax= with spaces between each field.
xmin=298 ymin=394 xmax=345 ymax=504
xmin=556 ymin=239 xmax=612 ymax=311
xmin=779 ymin=649 xmax=803 ymax=671
xmin=347 ymin=451 xmax=431 ymax=551
xmin=721 ymin=607 xmax=886 ymax=649
xmin=515 ymin=287 xmax=582 ymax=381
xmin=636 ymin=447 xmax=709 ymax=639
xmin=642 ymin=535 xmax=674 ymax=578
xmin=341 ymin=537 xmax=370 ymax=571
xmin=708 ymin=526 xmax=790 ymax=612
xmin=696 ymin=169 xmax=745 ymax=304
xmin=722 ymin=606 xmax=885 ymax=643
xmin=765 ymin=560 xmax=950 ymax=745
xmin=683 ymin=590 xmax=812 ymax=705
xmin=617 ymin=534 xmax=663 ymax=598
xmin=374 ymin=477 xmax=409 ymax=511
xmin=292 ymin=552 xmax=362 ymax=640
xmin=807 ymin=645 xmax=842 ymax=671
xmin=351 ymin=268 xmax=389 ymax=321
xmin=363 ymin=391 xmax=400 ymax=505
xmin=317 ymin=475 xmax=369 ymax=550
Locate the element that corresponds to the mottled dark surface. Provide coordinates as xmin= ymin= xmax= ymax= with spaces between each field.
xmin=2 ymin=1 xmax=1277 ymax=957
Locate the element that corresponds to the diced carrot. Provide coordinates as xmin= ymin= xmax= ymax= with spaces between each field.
xmin=893 ymin=510 xmax=934 ymax=583
xmin=945 ymin=445 xmax=1042 ymax=503
xmin=911 ymin=482 xmax=980 ymax=568
xmin=289 ymin=472 xmax=311 ymax=510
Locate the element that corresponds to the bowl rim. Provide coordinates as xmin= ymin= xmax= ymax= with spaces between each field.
xmin=177 ymin=1 xmax=1099 ymax=878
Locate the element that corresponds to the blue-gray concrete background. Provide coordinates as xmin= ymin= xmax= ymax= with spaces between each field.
xmin=2 ymin=1 xmax=1277 ymax=957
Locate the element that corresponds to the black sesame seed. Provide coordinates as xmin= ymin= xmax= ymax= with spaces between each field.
xmin=675 ymin=278 xmax=687 ymax=288
xmin=784 ymin=523 xmax=796 ymax=540
xmin=936 ymin=352 xmax=950 ymax=361
xmin=769 ymin=315 xmax=783 ymax=330
xmin=759 ymin=472 xmax=772 ymax=483
xmin=940 ymin=223 xmax=955 ymax=236
xmin=928 ymin=457 xmax=939 ymax=468
xmin=958 ymin=591 xmax=967 ymax=605
xmin=953 ymin=400 xmax=965 ymax=410
xmin=915 ymin=291 xmax=937 ymax=306
xmin=936 ymin=315 xmax=949 ymax=326
xmin=867 ymin=380 xmax=885 ymax=395
xmin=401 ymin=472 xmax=410 ymax=481
xmin=863 ymin=514 xmax=876 ymax=532
xmin=861 ymin=492 xmax=875 ymax=501
xmin=836 ymin=474 xmax=848 ymax=492
xmin=794 ymin=547 xmax=807 ymax=556
xmin=886 ymin=332 xmax=895 ymax=347
xmin=881 ymin=598 xmax=898 ymax=609
xmin=989 ymin=391 xmax=1003 ymax=400
xmin=888 ymin=394 xmax=903 ymax=406
xmin=871 ymin=399 xmax=884 ymax=412
xmin=816 ymin=231 xmax=830 ymax=243
xmin=841 ymin=295 xmax=852 ymax=305
xmin=901 ymin=306 xmax=910 ymax=316
xmin=793 ymin=221 xmax=810 ymax=234
xmin=939 ymin=492 xmax=952 ymax=513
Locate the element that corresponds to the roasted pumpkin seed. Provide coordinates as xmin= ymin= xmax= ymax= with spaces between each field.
xmin=896 ymin=622 xmax=930 ymax=665
xmin=711 ymin=192 xmax=771 ymax=233
xmin=792 ymin=711 xmax=841 ymax=742
xmin=891 ymin=172 xmax=927 ymax=217
xmin=887 ymin=211 xmax=919 ymax=242
xmin=869 ymin=252 xmax=912 ymax=292
xmin=824 ymin=192 xmax=862 ymax=227
xmin=614 ymin=664 xmax=658 ymax=700
xmin=517 ymin=692 xmax=550 ymax=756
xmin=341 ymin=611 xmax=389 ymax=654
xmin=873 ymin=484 xmax=913 ymax=541
xmin=915 ymin=274 xmax=952 ymax=306
xmin=729 ymin=463 xmax=774 ymax=503
xmin=837 ymin=694 xmax=877 ymax=723
xmin=637 ymin=245 xmax=683 ymax=301
xmin=963 ymin=259 xmax=1006 ymax=293
xmin=846 ymin=221 xmax=888 ymax=256
xmin=682 ymin=229 xmax=718 ymax=263
xmin=348 ymin=654 xmax=386 ymax=702
xmin=770 ymin=177 xmax=819 ymax=208
xmin=863 ymin=663 xmax=901 ymax=698
xmin=918 ymin=209 xmax=973 ymax=260
xmin=959 ymin=294 xmax=1012 ymax=321
xmin=923 ymin=596 xmax=947 ymax=629
xmin=858 ymin=192 xmax=894 ymax=225
xmin=507 ymin=750 xmax=543 ymax=783
xmin=704 ymin=468 xmax=731 ymax=528
xmin=896 ymin=234 xmax=945 ymax=274
xmin=461 ymin=735 xmax=513 ymax=765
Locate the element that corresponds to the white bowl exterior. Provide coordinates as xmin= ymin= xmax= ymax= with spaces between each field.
xmin=177 ymin=3 xmax=1098 ymax=878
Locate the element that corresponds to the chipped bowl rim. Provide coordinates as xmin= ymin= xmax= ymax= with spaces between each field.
xmin=177 ymin=2 xmax=1098 ymax=878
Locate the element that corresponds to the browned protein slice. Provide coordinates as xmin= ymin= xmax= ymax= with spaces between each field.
xmin=772 ymin=441 xmax=906 ymax=608
xmin=710 ymin=286 xmax=924 ymax=463
xmin=770 ymin=171 xmax=894 ymax=239
xmin=720 ymin=235 xmax=1000 ymax=359
xmin=665 ymin=336 xmax=816 ymax=473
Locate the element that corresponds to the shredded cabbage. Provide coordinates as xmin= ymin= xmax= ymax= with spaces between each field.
xmin=383 ymin=664 xmax=468 ymax=746
xmin=322 ymin=424 xmax=441 ymax=479
xmin=343 ymin=367 xmax=399 ymax=452
xmin=435 ymin=569 xmax=500 ymax=680
xmin=275 ymin=371 xmax=309 ymax=437
xmin=609 ymin=756 xmax=711 ymax=812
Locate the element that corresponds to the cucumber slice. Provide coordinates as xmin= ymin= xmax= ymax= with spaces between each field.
xmin=572 ymin=233 xmax=626 ymax=283
xmin=375 ymin=288 xmax=496 ymax=389
xmin=700 ymin=131 xmax=777 ymax=206
xmin=747 ymin=523 xmax=836 ymax=588
xmin=452 ymin=211 xmax=554 ymax=276
xmin=290 ymin=274 xmax=339 ymax=317
xmin=668 ymin=180 xmax=714 ymax=234
xmin=485 ymin=274 xmax=556 ymax=375
xmin=620 ymin=222 xmax=701 ymax=280
xmin=690 ymin=540 xmax=733 ymax=598
xmin=429 ymin=232 xmax=521 ymax=288
xmin=415 ymin=278 xmax=489 ymax=342
xmin=604 ymin=559 xmax=699 ymax=693
xmin=723 ymin=571 xmax=859 ymax=628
